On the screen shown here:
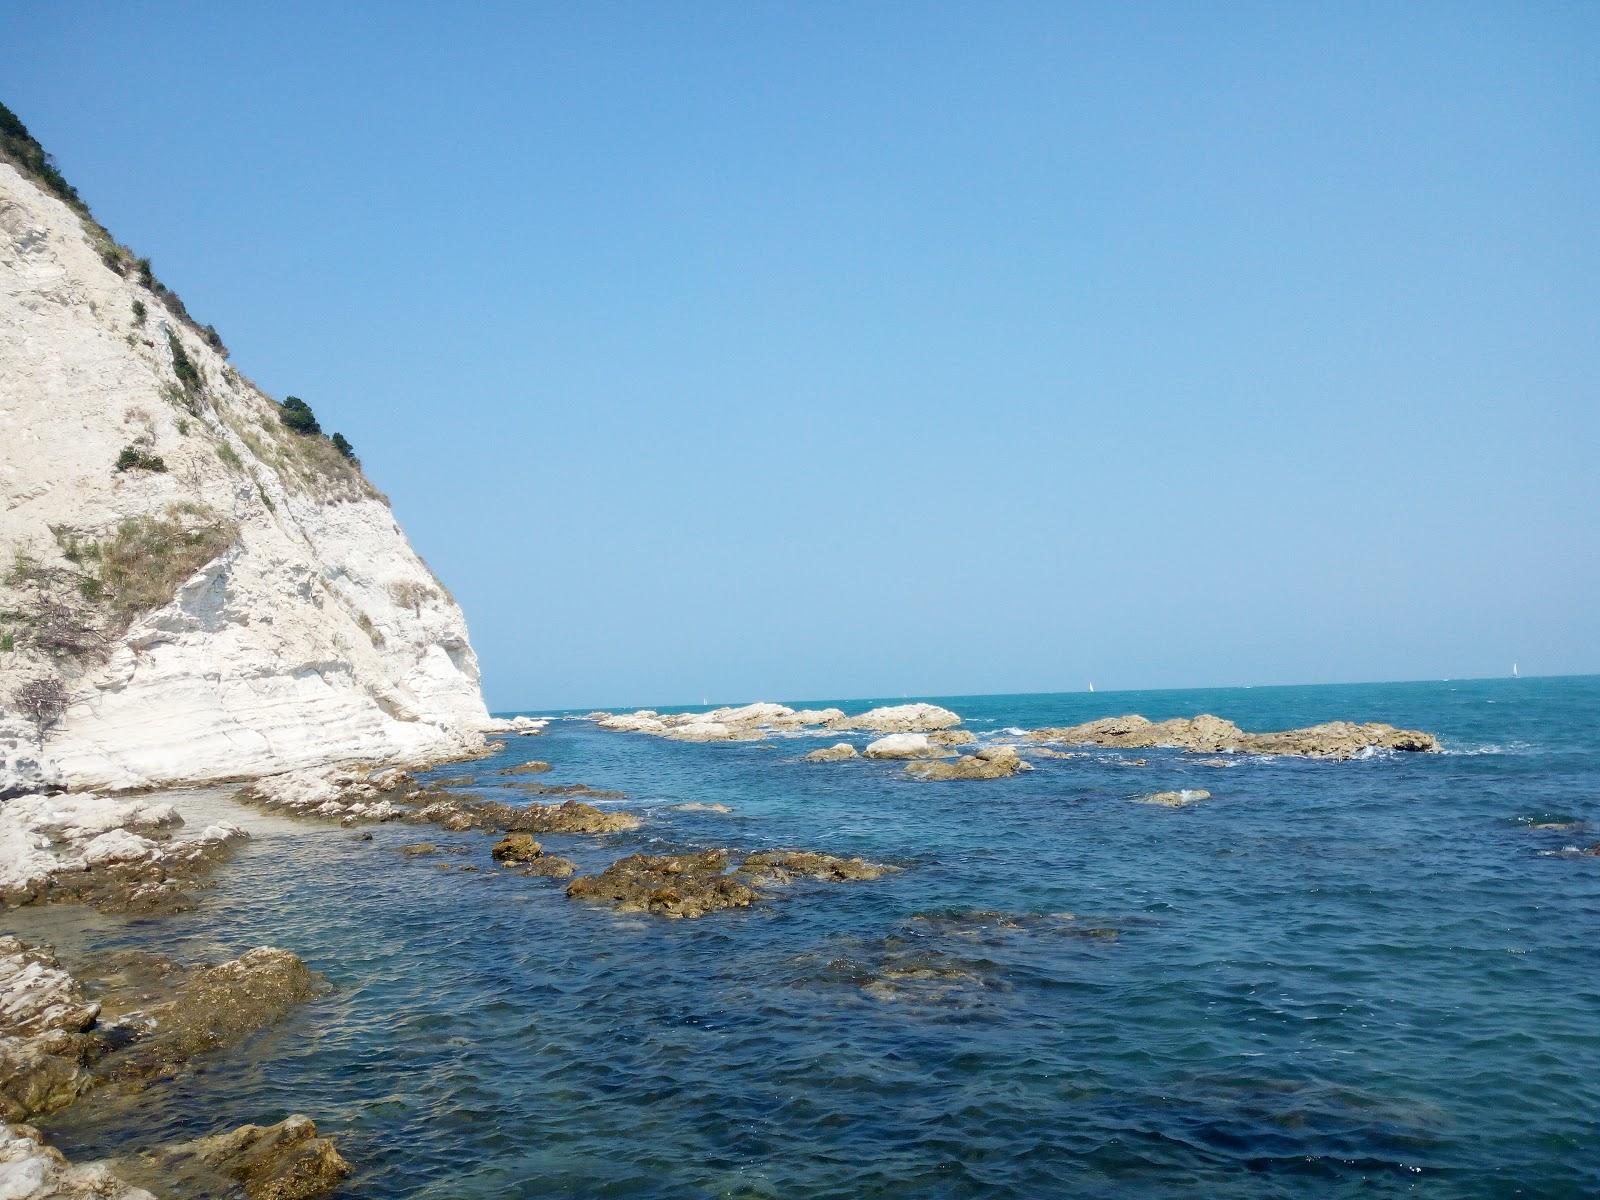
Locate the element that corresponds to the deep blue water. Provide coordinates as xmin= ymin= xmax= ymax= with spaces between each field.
xmin=26 ymin=676 xmax=1600 ymax=1198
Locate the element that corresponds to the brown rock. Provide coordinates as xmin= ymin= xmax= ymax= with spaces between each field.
xmin=115 ymin=1114 xmax=349 ymax=1200
xmin=398 ymin=842 xmax=437 ymax=856
xmin=905 ymin=746 xmax=1031 ymax=781
xmin=567 ymin=851 xmax=757 ymax=919
xmin=95 ymin=948 xmax=327 ymax=1088
xmin=803 ymin=743 xmax=858 ymax=763
xmin=491 ymin=834 xmax=543 ymax=863
xmin=1027 ymin=713 xmax=1439 ymax=758
xmin=497 ymin=761 xmax=553 ymax=776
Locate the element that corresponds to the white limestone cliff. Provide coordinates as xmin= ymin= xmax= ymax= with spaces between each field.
xmin=0 ymin=155 xmax=492 ymax=792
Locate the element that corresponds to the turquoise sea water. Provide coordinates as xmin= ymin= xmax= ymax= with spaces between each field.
xmin=30 ymin=676 xmax=1600 ymax=1197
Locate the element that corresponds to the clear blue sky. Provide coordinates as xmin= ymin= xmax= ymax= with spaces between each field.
xmin=5 ymin=2 xmax=1596 ymax=710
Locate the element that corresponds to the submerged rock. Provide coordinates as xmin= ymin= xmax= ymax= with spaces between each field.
xmin=567 ymin=851 xmax=759 ymax=919
xmin=496 ymin=760 xmax=552 ymax=776
xmin=506 ymin=781 xmax=627 ymax=799
xmin=671 ymin=802 xmax=734 ymax=813
xmin=398 ymin=842 xmax=437 ymax=857
xmin=862 ymin=733 xmax=946 ymax=760
xmin=905 ymin=746 xmax=1031 ymax=781
xmin=94 ymin=948 xmax=327 ymax=1088
xmin=1134 ymin=789 xmax=1212 ymax=807
xmin=114 ymin=1114 xmax=349 ymax=1200
xmin=1027 ymin=714 xmax=1439 ymax=758
xmin=803 ymin=743 xmax=858 ymax=763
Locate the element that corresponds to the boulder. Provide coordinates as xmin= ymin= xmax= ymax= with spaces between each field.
xmin=491 ymin=833 xmax=543 ymax=863
xmin=803 ymin=743 xmax=858 ymax=763
xmin=863 ymin=734 xmax=946 ymax=760
xmin=905 ymin=746 xmax=1031 ymax=781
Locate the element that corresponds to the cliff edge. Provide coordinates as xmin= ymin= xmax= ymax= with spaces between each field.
xmin=0 ymin=108 xmax=491 ymax=791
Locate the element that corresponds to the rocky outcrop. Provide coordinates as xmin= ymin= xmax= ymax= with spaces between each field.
xmin=1133 ymin=789 xmax=1212 ymax=807
xmin=0 ymin=150 xmax=493 ymax=794
xmin=828 ymin=704 xmax=961 ymax=733
xmin=113 ymin=1115 xmax=349 ymax=1200
xmin=803 ymin=743 xmax=858 ymax=763
xmin=736 ymin=850 xmax=896 ymax=884
xmin=0 ymin=792 xmax=245 ymax=914
xmin=567 ymin=850 xmax=758 ymax=919
xmin=905 ymin=745 xmax=1032 ymax=781
xmin=408 ymin=796 xmax=639 ymax=836
xmin=862 ymin=734 xmax=947 ymax=760
xmin=0 ymin=938 xmax=101 ymax=1122
xmin=234 ymin=767 xmax=426 ymax=825
xmin=483 ymin=716 xmax=547 ymax=736
xmin=1026 ymin=714 xmax=1440 ymax=759
xmin=568 ymin=846 xmax=895 ymax=919
xmin=0 ymin=931 xmax=336 ymax=1199
xmin=593 ymin=701 xmax=964 ymax=743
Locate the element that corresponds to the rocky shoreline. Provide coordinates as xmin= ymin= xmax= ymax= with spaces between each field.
xmin=0 ymin=699 xmax=1459 ymax=1195
xmin=0 ymin=935 xmax=346 ymax=1199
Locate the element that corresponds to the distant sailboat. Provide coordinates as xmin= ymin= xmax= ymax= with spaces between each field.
xmin=1088 ymin=682 xmax=1095 ymax=693
xmin=1512 ymin=663 xmax=1519 ymax=679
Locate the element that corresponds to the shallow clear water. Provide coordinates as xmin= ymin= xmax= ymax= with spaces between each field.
xmin=27 ymin=676 xmax=1600 ymax=1197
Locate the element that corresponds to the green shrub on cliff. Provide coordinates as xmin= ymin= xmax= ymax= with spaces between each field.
xmin=330 ymin=432 xmax=356 ymax=460
xmin=280 ymin=396 xmax=321 ymax=436
xmin=0 ymin=100 xmax=84 ymax=212
xmin=115 ymin=445 xmax=167 ymax=473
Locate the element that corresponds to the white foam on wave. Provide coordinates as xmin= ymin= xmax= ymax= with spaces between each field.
xmin=1441 ymin=741 xmax=1533 ymax=757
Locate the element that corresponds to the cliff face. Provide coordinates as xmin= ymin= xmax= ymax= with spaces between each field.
xmin=0 ymin=153 xmax=491 ymax=791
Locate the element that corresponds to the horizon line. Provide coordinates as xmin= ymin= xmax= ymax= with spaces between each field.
xmin=492 ymin=668 xmax=1598 ymax=717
